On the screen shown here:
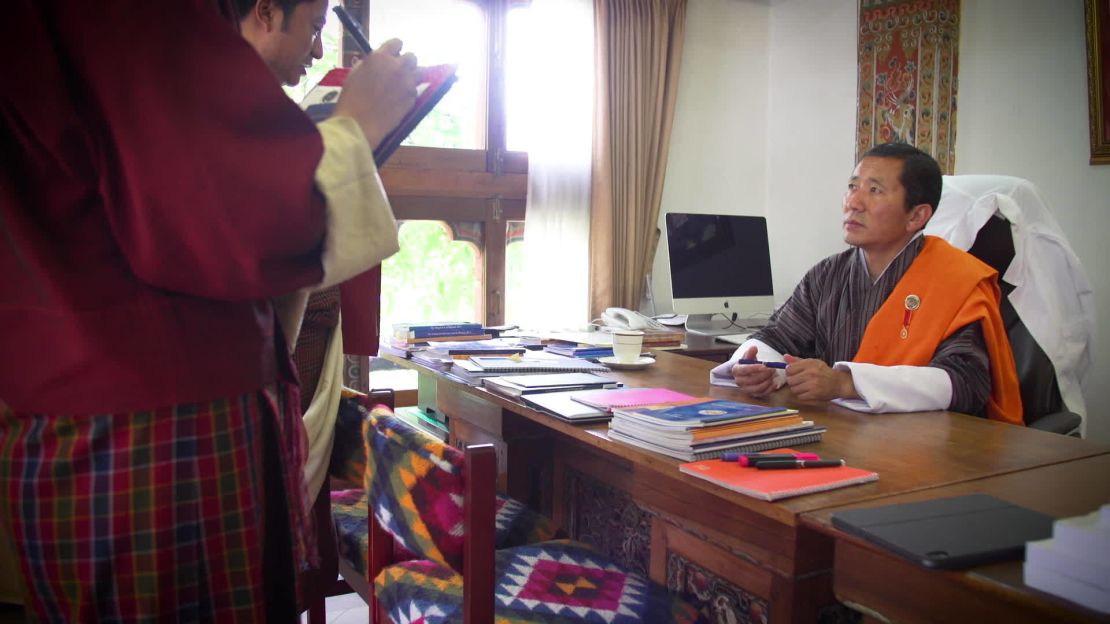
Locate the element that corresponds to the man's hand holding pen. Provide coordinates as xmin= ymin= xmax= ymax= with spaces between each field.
xmin=333 ymin=39 xmax=422 ymax=149
xmin=731 ymin=345 xmax=781 ymax=397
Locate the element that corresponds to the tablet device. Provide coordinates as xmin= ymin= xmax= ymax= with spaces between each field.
xmin=831 ymin=493 xmax=1054 ymax=569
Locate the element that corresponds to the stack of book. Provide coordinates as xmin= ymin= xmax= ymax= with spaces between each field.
xmin=608 ymin=398 xmax=823 ymax=461
xmin=1024 ymin=504 xmax=1110 ymax=614
xmin=393 ymin=406 xmax=449 ymax=442
xmin=637 ymin=328 xmax=686 ymax=349
xmin=483 ymin=372 xmax=620 ymax=400
xmin=543 ymin=343 xmax=614 ymax=359
xmin=446 ymin=352 xmax=610 ymax=385
xmin=390 ymin=321 xmax=491 ymax=347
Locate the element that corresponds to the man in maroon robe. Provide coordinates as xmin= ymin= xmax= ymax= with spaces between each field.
xmin=0 ymin=1 xmax=417 ymax=620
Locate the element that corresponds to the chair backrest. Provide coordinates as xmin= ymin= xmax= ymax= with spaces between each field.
xmin=966 ymin=215 xmax=1068 ymax=424
xmin=927 ymin=174 xmax=1093 ymax=434
xmin=363 ymin=407 xmax=494 ymax=574
xmin=363 ymin=407 xmax=496 ymax=622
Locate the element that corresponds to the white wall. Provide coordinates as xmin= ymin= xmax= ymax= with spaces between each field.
xmin=765 ymin=0 xmax=858 ymax=298
xmin=956 ymin=0 xmax=1110 ymax=441
xmin=658 ymin=0 xmax=1109 ymax=442
xmin=650 ymin=0 xmax=771 ymax=314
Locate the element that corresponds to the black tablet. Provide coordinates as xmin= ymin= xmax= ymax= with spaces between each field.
xmin=831 ymin=493 xmax=1054 ymax=569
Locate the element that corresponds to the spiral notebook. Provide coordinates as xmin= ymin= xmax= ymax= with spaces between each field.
xmin=569 ymin=387 xmax=699 ymax=412
xmin=609 ymin=426 xmax=826 ymax=462
xmin=470 ymin=356 xmax=609 ymax=374
xmin=680 ymin=449 xmax=878 ymax=501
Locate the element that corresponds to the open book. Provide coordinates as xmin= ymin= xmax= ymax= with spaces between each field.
xmin=300 ymin=64 xmax=457 ymax=165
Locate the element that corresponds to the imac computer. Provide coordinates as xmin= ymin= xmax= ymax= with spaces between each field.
xmin=662 ymin=212 xmax=774 ymax=335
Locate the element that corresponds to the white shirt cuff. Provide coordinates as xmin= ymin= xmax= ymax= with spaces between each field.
xmin=831 ymin=362 xmax=952 ymax=413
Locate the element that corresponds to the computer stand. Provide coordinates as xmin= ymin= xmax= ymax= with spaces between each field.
xmin=683 ymin=314 xmax=739 ymax=336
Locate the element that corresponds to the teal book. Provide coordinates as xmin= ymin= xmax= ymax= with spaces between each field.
xmin=613 ymin=399 xmax=796 ymax=429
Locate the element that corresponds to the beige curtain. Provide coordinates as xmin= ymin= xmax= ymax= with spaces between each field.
xmin=589 ymin=0 xmax=687 ymax=318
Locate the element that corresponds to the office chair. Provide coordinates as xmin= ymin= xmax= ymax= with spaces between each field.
xmin=927 ymin=175 xmax=1094 ymax=435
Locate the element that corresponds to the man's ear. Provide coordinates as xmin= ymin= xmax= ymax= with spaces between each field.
xmin=254 ymin=0 xmax=278 ymax=31
xmin=907 ymin=203 xmax=933 ymax=232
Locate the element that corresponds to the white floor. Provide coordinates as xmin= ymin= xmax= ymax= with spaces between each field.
xmin=301 ymin=591 xmax=371 ymax=624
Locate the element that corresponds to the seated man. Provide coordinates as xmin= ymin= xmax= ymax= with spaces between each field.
xmin=710 ymin=143 xmax=1022 ymax=424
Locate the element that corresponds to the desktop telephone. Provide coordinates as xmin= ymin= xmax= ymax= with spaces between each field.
xmin=600 ymin=308 xmax=666 ymax=331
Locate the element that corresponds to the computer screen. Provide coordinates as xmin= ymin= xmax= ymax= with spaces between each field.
xmin=663 ymin=213 xmax=774 ymax=333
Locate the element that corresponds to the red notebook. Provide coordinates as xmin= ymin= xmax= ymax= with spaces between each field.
xmin=301 ymin=64 xmax=458 ymax=165
xmin=679 ymin=449 xmax=879 ymax=501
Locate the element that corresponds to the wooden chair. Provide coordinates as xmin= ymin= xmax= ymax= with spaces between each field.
xmin=360 ymin=407 xmax=703 ymax=623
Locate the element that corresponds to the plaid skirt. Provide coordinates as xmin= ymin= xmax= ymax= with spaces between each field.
xmin=0 ymin=387 xmax=307 ymax=623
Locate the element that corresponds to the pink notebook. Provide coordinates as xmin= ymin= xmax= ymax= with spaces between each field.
xmin=569 ymin=387 xmax=698 ymax=412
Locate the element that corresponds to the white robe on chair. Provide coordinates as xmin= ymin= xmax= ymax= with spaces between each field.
xmin=924 ymin=175 xmax=1095 ymax=431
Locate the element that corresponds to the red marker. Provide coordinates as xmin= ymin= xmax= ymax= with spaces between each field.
xmin=721 ymin=452 xmax=821 ymax=465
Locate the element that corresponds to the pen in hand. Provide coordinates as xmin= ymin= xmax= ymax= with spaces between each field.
xmin=735 ymin=359 xmax=788 ymax=369
xmin=333 ymin=6 xmax=373 ymax=53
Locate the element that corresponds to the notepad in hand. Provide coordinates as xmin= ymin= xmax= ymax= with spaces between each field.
xmin=300 ymin=65 xmax=458 ymax=165
xmin=679 ymin=449 xmax=878 ymax=501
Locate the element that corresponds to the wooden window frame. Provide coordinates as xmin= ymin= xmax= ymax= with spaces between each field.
xmin=351 ymin=0 xmax=530 ymax=325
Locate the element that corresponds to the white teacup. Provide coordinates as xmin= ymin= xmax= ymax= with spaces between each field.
xmin=611 ymin=330 xmax=645 ymax=363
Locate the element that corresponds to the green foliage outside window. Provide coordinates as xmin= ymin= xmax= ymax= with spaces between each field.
xmin=380 ymin=221 xmax=480 ymax=331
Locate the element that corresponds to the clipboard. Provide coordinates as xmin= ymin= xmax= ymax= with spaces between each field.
xmin=830 ymin=494 xmax=1054 ymax=569
xmin=328 ymin=5 xmax=458 ymax=165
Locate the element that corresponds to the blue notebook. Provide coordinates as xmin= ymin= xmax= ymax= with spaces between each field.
xmin=612 ymin=399 xmax=797 ymax=428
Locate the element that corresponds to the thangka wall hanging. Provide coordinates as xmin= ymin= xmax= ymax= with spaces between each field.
xmin=856 ymin=0 xmax=960 ymax=173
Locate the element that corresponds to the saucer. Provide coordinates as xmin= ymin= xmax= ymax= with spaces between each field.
xmin=599 ymin=356 xmax=656 ymax=370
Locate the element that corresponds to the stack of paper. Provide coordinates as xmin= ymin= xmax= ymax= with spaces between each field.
xmin=607 ymin=398 xmax=820 ymax=461
xmin=1024 ymin=504 xmax=1110 ymax=614
xmin=482 ymin=373 xmax=620 ymax=400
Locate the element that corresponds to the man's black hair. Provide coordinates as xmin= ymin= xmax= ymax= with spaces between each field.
xmin=861 ymin=142 xmax=943 ymax=212
xmin=232 ymin=0 xmax=315 ymax=29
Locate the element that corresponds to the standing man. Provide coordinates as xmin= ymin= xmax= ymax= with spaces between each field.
xmin=712 ymin=143 xmax=1022 ymax=424
xmin=0 ymin=1 xmax=418 ymax=621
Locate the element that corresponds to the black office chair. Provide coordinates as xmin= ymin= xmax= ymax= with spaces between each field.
xmin=966 ymin=215 xmax=1082 ymax=436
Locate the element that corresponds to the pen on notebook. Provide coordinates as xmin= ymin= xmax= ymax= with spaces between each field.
xmin=754 ymin=459 xmax=845 ymax=470
xmin=735 ymin=359 xmax=788 ymax=369
xmin=333 ymin=6 xmax=373 ymax=54
xmin=720 ymin=452 xmax=820 ymax=464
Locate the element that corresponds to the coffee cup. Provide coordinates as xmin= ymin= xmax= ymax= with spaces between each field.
xmin=611 ymin=330 xmax=645 ymax=363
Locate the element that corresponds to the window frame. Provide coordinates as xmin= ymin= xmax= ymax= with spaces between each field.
xmin=352 ymin=0 xmax=530 ymax=326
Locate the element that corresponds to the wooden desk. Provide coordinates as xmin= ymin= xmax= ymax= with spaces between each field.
xmin=384 ymin=350 xmax=1109 ymax=623
xmin=802 ymin=454 xmax=1110 ymax=623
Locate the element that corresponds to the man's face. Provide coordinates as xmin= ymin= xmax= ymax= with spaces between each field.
xmin=263 ymin=0 xmax=328 ymax=86
xmin=842 ymin=156 xmax=922 ymax=254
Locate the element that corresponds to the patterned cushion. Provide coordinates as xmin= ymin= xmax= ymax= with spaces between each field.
xmin=363 ymin=407 xmax=469 ymax=571
xmin=374 ymin=540 xmax=702 ymax=623
xmin=330 ymin=487 xmax=561 ymax=576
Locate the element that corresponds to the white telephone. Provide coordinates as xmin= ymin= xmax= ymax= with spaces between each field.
xmin=600 ymin=307 xmax=666 ymax=331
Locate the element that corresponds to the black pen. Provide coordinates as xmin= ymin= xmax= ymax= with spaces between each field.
xmin=735 ymin=359 xmax=788 ymax=369
xmin=754 ymin=459 xmax=845 ymax=470
xmin=333 ymin=6 xmax=373 ymax=54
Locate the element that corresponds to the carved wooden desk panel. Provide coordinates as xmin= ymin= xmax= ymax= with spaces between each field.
xmin=385 ymin=351 xmax=1108 ymax=623
xmin=802 ymin=454 xmax=1110 ymax=623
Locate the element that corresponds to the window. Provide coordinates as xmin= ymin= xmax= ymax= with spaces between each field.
xmin=368 ymin=0 xmax=488 ymax=150
xmin=359 ymin=0 xmax=529 ymax=333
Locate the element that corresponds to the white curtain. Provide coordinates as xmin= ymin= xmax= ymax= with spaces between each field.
xmin=516 ymin=0 xmax=595 ymax=331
